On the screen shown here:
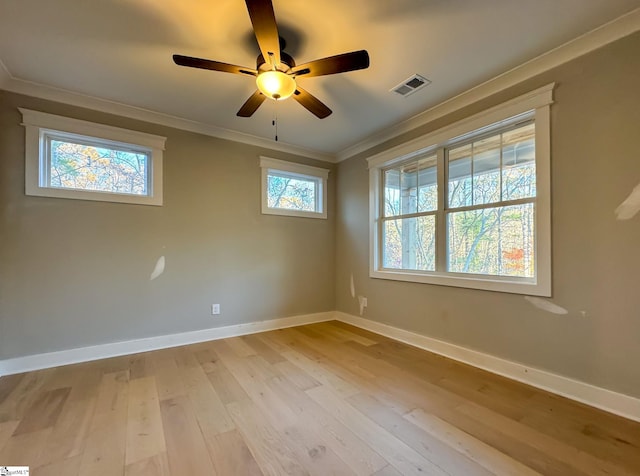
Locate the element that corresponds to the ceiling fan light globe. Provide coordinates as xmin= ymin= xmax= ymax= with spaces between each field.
xmin=256 ymin=71 xmax=296 ymax=100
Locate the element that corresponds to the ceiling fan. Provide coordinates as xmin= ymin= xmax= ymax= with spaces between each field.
xmin=172 ymin=0 xmax=370 ymax=119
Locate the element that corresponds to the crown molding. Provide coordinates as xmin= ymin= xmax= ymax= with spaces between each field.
xmin=336 ymin=7 xmax=640 ymax=162
xmin=1 ymin=75 xmax=335 ymax=163
xmin=1 ymin=8 xmax=637 ymax=165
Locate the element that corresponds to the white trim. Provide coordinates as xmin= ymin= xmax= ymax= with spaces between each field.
xmin=335 ymin=312 xmax=640 ymax=423
xmin=20 ymin=108 xmax=165 ymax=206
xmin=337 ymin=8 xmax=640 ymax=161
xmin=259 ymin=156 xmax=330 ymax=180
xmin=2 ymin=75 xmax=334 ymax=163
xmin=259 ymin=156 xmax=329 ymax=219
xmin=20 ymin=108 xmax=166 ymax=150
xmin=0 ymin=311 xmax=334 ymax=376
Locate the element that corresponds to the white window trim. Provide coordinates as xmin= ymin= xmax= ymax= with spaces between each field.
xmin=20 ymin=108 xmax=166 ymax=206
xmin=367 ymin=84 xmax=554 ymax=296
xmin=260 ymin=156 xmax=329 ymax=219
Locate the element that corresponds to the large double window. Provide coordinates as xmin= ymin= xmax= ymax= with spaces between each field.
xmin=369 ymin=85 xmax=553 ymax=295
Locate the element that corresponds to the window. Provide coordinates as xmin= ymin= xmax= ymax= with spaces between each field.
xmin=21 ymin=108 xmax=166 ymax=206
xmin=369 ymin=84 xmax=553 ymax=296
xmin=260 ymin=157 xmax=329 ymax=219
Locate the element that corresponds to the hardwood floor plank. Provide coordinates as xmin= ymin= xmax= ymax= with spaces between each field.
xmin=307 ymin=385 xmax=449 ymax=476
xmin=405 ymin=407 xmax=542 ymax=476
xmin=347 ymin=391 xmax=494 ymax=475
xmin=266 ymin=374 xmax=387 ymax=476
xmin=206 ymin=361 xmax=251 ymax=405
xmin=371 ymin=464 xmax=404 ymax=476
xmin=0 ymin=374 xmax=25 ymax=405
xmin=13 ymin=387 xmax=71 ymax=436
xmin=37 ymin=396 xmax=96 ymax=466
xmin=206 ymin=429 xmax=263 ymax=476
xmin=35 ymin=454 xmax=82 ymax=476
xmin=0 ymin=420 xmax=20 ymax=453
xmin=273 ymin=360 xmax=321 ymax=391
xmin=242 ymin=333 xmax=288 ymax=364
xmin=227 ymin=399 xmax=310 ymax=476
xmin=0 ymin=427 xmax=52 ymax=467
xmin=151 ymin=356 xmax=186 ymax=402
xmin=278 ymin=347 xmax=360 ymax=398
xmin=225 ymin=336 xmax=258 ymax=358
xmin=78 ymin=371 xmax=129 ymax=476
xmin=457 ymin=401 xmax=636 ymax=475
xmin=125 ymin=376 xmax=166 ymax=465
xmin=180 ymin=363 xmax=235 ymax=438
xmin=124 ymin=451 xmax=171 ymax=476
xmin=160 ymin=396 xmax=217 ymax=475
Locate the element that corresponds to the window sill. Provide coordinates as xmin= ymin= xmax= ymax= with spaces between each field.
xmin=370 ymin=268 xmax=551 ymax=296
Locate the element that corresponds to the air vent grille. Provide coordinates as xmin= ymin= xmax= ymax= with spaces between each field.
xmin=391 ymin=74 xmax=431 ymax=97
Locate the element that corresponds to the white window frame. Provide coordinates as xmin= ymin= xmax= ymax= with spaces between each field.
xmin=368 ymin=84 xmax=554 ymax=296
xmin=20 ymin=108 xmax=166 ymax=206
xmin=260 ymin=156 xmax=329 ymax=219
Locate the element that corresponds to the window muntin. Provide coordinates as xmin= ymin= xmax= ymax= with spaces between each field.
xmin=368 ymin=84 xmax=553 ymax=296
xmin=20 ymin=108 xmax=165 ymax=206
xmin=259 ymin=156 xmax=329 ymax=219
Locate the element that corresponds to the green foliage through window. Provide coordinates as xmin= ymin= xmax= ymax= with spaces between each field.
xmin=381 ymin=122 xmax=536 ymax=278
xmin=49 ymin=137 xmax=149 ymax=195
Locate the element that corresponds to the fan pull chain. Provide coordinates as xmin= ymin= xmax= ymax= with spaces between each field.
xmin=273 ymin=100 xmax=279 ymax=142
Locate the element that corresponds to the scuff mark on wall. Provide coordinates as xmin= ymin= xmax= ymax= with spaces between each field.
xmin=615 ymin=183 xmax=640 ymax=220
xmin=150 ymin=256 xmax=165 ymax=281
xmin=350 ymin=273 xmax=356 ymax=298
xmin=524 ymin=296 xmax=568 ymax=315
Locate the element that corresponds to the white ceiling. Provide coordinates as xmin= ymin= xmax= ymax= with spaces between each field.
xmin=1 ymin=0 xmax=639 ymax=160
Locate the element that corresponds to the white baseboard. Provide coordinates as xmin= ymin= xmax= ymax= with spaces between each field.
xmin=335 ymin=312 xmax=640 ymax=423
xmin=0 ymin=311 xmax=334 ymax=377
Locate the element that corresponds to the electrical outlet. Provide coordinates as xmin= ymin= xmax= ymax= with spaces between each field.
xmin=211 ymin=304 xmax=220 ymax=315
xmin=362 ymin=297 xmax=367 ymax=307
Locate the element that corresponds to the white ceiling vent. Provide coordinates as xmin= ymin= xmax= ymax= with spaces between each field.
xmin=391 ymin=74 xmax=432 ymax=97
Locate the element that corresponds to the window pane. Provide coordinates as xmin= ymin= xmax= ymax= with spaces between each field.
xmin=384 ymin=155 xmax=436 ymax=217
xmin=49 ymin=138 xmax=149 ymax=195
xmin=384 ymin=168 xmax=401 ymax=216
xmin=447 ymin=203 xmax=534 ymax=277
xmin=502 ymin=124 xmax=536 ymax=200
xmin=448 ymin=144 xmax=472 ymax=208
xmin=267 ymin=173 xmax=317 ymax=212
xmin=417 ymin=156 xmax=437 ymax=212
xmin=472 ymin=135 xmax=501 ymax=205
xmin=383 ymin=215 xmax=436 ymax=271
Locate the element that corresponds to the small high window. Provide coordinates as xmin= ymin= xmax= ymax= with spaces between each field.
xmin=21 ymin=108 xmax=166 ymax=206
xmin=260 ymin=157 xmax=329 ymax=219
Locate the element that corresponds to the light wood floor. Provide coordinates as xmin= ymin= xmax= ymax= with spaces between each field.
xmin=0 ymin=321 xmax=639 ymax=475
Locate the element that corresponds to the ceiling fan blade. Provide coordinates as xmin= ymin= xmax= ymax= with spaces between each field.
xmin=290 ymin=50 xmax=370 ymax=78
xmin=237 ymin=90 xmax=266 ymax=117
xmin=292 ymin=86 xmax=332 ymax=119
xmin=173 ymin=54 xmax=257 ymax=76
xmin=245 ymin=0 xmax=281 ymax=68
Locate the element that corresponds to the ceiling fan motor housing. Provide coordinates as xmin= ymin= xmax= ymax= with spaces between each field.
xmin=257 ymin=51 xmax=296 ymax=72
